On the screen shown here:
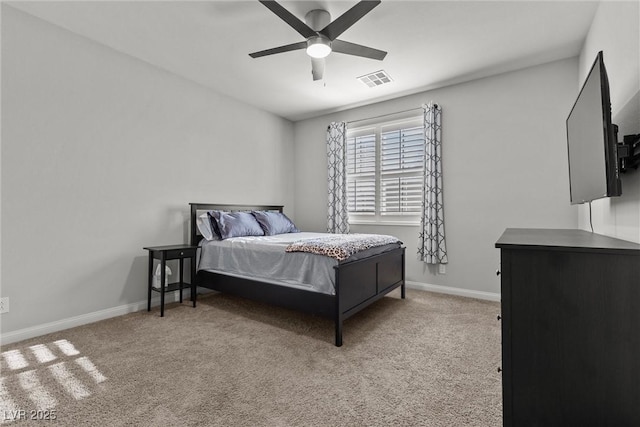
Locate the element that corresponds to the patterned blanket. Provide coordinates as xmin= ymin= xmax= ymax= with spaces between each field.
xmin=285 ymin=233 xmax=401 ymax=261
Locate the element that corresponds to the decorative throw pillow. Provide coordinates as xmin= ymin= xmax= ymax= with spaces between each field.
xmin=209 ymin=210 xmax=264 ymax=239
xmin=251 ymin=211 xmax=300 ymax=236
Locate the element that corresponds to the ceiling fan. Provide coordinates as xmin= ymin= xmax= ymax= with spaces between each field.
xmin=249 ymin=0 xmax=387 ymax=81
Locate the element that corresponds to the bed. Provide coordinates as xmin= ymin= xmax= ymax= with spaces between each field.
xmin=190 ymin=203 xmax=406 ymax=346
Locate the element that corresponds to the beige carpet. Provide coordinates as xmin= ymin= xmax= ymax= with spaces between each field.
xmin=0 ymin=289 xmax=502 ymax=426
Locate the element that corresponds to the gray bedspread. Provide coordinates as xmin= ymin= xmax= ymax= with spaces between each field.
xmin=197 ymin=232 xmax=401 ymax=295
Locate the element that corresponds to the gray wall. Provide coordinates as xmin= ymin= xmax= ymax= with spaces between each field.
xmin=293 ymin=58 xmax=579 ymax=297
xmin=1 ymin=6 xmax=294 ymax=335
xmin=577 ymin=1 xmax=640 ymax=243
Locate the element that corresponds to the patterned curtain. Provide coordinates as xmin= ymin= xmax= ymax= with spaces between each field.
xmin=418 ymin=102 xmax=448 ymax=264
xmin=327 ymin=122 xmax=350 ymax=234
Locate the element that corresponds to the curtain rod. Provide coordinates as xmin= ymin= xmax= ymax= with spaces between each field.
xmin=346 ymin=105 xmax=434 ymax=125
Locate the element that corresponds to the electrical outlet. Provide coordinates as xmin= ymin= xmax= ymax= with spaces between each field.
xmin=0 ymin=297 xmax=9 ymax=314
xmin=438 ymin=264 xmax=446 ymax=275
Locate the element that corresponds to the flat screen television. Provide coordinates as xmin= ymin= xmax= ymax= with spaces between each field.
xmin=566 ymin=51 xmax=621 ymax=205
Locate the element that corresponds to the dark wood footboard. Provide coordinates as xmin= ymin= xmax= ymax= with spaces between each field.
xmin=334 ymin=247 xmax=405 ymax=346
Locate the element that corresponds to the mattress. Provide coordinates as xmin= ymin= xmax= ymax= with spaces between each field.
xmin=197 ymin=232 xmax=401 ymax=295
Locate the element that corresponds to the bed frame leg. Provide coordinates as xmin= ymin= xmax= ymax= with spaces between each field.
xmin=401 ymin=283 xmax=406 ymax=299
xmin=335 ymin=320 xmax=343 ymax=347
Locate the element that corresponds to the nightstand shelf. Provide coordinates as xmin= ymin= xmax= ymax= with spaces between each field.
xmin=151 ymin=282 xmax=189 ymax=294
xmin=143 ymin=244 xmax=198 ymax=317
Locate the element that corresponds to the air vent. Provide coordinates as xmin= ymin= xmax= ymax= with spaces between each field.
xmin=357 ymin=70 xmax=393 ymax=88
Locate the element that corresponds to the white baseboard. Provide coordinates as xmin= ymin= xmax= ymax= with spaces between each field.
xmin=0 ymin=291 xmax=192 ymax=346
xmin=406 ymin=281 xmax=500 ymax=302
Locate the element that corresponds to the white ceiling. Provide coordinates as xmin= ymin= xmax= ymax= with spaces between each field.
xmin=8 ymin=0 xmax=599 ymax=121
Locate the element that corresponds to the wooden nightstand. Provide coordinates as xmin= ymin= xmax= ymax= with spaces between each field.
xmin=143 ymin=244 xmax=198 ymax=317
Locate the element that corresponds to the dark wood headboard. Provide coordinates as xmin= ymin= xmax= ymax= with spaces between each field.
xmin=189 ymin=203 xmax=284 ymax=246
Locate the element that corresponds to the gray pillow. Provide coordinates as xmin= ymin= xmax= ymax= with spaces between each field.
xmin=207 ymin=211 xmax=223 ymax=239
xmin=197 ymin=212 xmax=221 ymax=241
xmin=251 ymin=211 xmax=299 ymax=236
xmin=210 ymin=211 xmax=264 ymax=239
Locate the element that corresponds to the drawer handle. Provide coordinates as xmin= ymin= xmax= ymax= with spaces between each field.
xmin=496 ymin=269 xmax=501 ymax=276
xmin=180 ymin=252 xmax=184 ymax=256
xmin=497 ymin=314 xmax=501 ymax=321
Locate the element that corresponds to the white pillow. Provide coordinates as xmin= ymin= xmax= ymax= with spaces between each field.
xmin=196 ymin=212 xmax=216 ymax=241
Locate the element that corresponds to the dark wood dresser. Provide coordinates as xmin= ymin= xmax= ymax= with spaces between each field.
xmin=496 ymin=228 xmax=640 ymax=426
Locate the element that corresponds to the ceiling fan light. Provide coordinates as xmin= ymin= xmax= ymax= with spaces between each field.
xmin=306 ymin=37 xmax=332 ymax=59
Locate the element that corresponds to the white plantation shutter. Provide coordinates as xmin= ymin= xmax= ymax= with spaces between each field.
xmin=380 ymin=126 xmax=424 ymax=214
xmin=346 ymin=119 xmax=425 ymax=222
xmin=347 ymin=179 xmax=375 ymax=213
xmin=347 ymin=134 xmax=376 ymax=214
xmin=381 ymin=126 xmax=425 ymax=172
xmin=381 ymin=176 xmax=423 ymax=214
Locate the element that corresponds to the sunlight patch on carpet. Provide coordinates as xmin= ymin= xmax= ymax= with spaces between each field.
xmin=53 ymin=339 xmax=80 ymax=356
xmin=29 ymin=344 xmax=57 ymax=364
xmin=48 ymin=362 xmax=91 ymax=400
xmin=2 ymin=350 xmax=28 ymax=371
xmin=0 ymin=339 xmax=107 ymax=423
xmin=0 ymin=378 xmax=19 ymax=420
xmin=75 ymin=357 xmax=107 ymax=384
xmin=17 ymin=370 xmax=57 ymax=409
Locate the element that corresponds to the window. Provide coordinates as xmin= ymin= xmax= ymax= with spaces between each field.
xmin=346 ymin=117 xmax=425 ymax=224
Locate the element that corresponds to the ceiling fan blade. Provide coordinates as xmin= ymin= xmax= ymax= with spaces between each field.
xmin=259 ymin=0 xmax=317 ymax=39
xmin=331 ymin=40 xmax=387 ymax=60
xmin=311 ymin=58 xmax=325 ymax=81
xmin=319 ymin=0 xmax=381 ymax=41
xmin=249 ymin=41 xmax=307 ymax=58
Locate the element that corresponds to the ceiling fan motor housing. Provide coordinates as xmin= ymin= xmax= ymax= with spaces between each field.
xmin=305 ymin=9 xmax=331 ymax=31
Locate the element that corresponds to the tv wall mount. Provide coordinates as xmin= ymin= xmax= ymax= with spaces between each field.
xmin=614 ymin=125 xmax=640 ymax=173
